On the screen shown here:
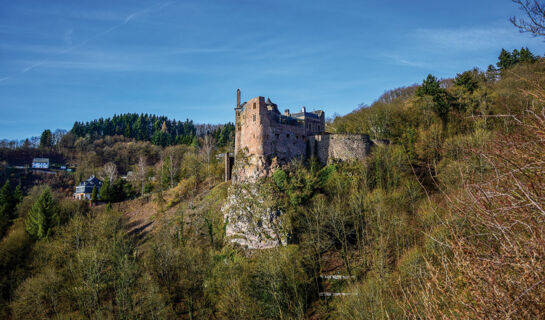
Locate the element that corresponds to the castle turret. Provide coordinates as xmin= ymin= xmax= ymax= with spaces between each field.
xmin=234 ymin=89 xmax=243 ymax=160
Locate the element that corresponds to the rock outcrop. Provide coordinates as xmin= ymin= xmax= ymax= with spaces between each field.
xmin=222 ymin=182 xmax=287 ymax=249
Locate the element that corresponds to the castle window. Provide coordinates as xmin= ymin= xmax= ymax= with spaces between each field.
xmin=253 ymin=102 xmax=256 ymax=109
xmin=275 ymin=133 xmax=279 ymax=139
xmin=253 ymin=114 xmax=256 ymax=122
xmin=286 ymin=134 xmax=290 ymax=138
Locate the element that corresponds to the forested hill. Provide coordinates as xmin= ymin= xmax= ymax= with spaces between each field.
xmin=71 ymin=113 xmax=235 ymax=147
xmin=329 ymin=47 xmax=539 ymax=146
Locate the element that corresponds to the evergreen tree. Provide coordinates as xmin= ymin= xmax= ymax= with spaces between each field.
xmin=519 ymin=47 xmax=537 ymax=63
xmin=99 ymin=178 xmax=112 ymax=203
xmin=39 ymin=129 xmax=53 ymax=148
xmin=151 ymin=130 xmax=170 ymax=147
xmin=497 ymin=48 xmax=514 ymax=70
xmin=99 ymin=178 xmax=131 ymax=203
xmin=134 ymin=115 xmax=147 ymax=140
xmin=497 ymin=47 xmax=538 ymax=71
xmin=416 ymin=74 xmax=451 ymax=124
xmin=486 ymin=64 xmax=499 ymax=82
xmin=512 ymin=48 xmax=521 ymax=65
xmin=0 ymin=180 xmax=13 ymax=211
xmin=25 ymin=188 xmax=57 ymax=240
xmin=69 ymin=113 xmax=207 ymax=146
xmin=0 ymin=181 xmax=24 ymax=238
xmin=0 ymin=181 xmax=13 ymax=238
xmin=124 ymin=125 xmax=132 ymax=138
xmin=91 ymin=186 xmax=98 ymax=203
xmin=454 ymin=69 xmax=480 ymax=93
xmin=13 ymin=183 xmax=23 ymax=205
xmin=416 ymin=74 xmax=441 ymax=97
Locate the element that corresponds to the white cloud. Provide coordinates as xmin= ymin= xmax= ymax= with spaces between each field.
xmin=412 ymin=25 xmax=534 ymax=51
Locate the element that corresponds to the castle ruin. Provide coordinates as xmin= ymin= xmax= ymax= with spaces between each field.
xmin=231 ymin=89 xmax=380 ymax=183
xmin=224 ymin=89 xmax=385 ymax=248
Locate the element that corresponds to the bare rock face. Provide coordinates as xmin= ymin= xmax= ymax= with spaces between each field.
xmin=222 ymin=181 xmax=286 ymax=249
xmin=231 ymin=150 xmax=280 ymax=184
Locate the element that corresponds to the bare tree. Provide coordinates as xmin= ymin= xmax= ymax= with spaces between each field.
xmin=511 ymin=0 xmax=545 ymax=37
xmin=301 ymin=195 xmax=334 ymax=288
xmin=164 ymin=148 xmax=180 ymax=189
xmin=30 ymin=136 xmax=40 ymax=148
xmin=136 ymin=156 xmax=147 ymax=195
xmin=367 ymin=108 xmax=390 ymax=139
xmin=52 ymin=129 xmax=67 ymax=150
xmin=200 ymin=135 xmax=215 ymax=187
xmin=102 ymin=162 xmax=118 ymax=182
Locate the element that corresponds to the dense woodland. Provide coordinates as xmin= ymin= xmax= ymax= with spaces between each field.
xmin=1 ymin=3 xmax=545 ymax=314
xmin=0 ymin=45 xmax=542 ymax=319
xmin=71 ymin=114 xmax=234 ymax=148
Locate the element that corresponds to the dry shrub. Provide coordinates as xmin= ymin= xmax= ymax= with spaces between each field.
xmin=411 ymin=109 xmax=545 ymax=319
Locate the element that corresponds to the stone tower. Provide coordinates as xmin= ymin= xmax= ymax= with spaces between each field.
xmin=234 ymin=89 xmax=243 ymax=161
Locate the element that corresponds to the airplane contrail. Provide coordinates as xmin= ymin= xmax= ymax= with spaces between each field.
xmin=2 ymin=1 xmax=176 ymax=81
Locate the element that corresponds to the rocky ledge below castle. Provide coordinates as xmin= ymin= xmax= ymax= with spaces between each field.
xmin=221 ymin=182 xmax=287 ymax=249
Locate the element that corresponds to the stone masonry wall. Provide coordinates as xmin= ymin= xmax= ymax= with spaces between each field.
xmin=235 ymin=96 xmax=308 ymax=162
xmin=309 ymin=133 xmax=373 ymax=164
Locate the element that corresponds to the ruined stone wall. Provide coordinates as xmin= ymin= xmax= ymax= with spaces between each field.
xmin=261 ymin=116 xmax=307 ymax=162
xmin=236 ymin=96 xmax=308 ymax=161
xmin=234 ymin=96 xmax=311 ymax=182
xmin=309 ymin=133 xmax=373 ymax=164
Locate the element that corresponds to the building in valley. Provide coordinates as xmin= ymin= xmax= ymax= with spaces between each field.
xmin=74 ymin=175 xmax=102 ymax=200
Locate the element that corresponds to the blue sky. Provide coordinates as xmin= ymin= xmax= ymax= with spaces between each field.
xmin=1 ymin=0 xmax=544 ymax=140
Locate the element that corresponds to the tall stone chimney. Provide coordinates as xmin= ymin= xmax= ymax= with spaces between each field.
xmin=284 ymin=109 xmax=290 ymax=116
xmin=236 ymin=89 xmax=241 ymax=108
xmin=301 ymin=106 xmax=306 ymax=113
